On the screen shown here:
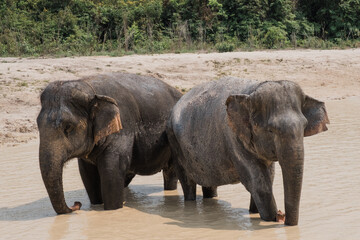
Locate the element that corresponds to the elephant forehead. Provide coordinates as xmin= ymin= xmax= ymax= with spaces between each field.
xmin=44 ymin=106 xmax=74 ymax=126
xmin=41 ymin=85 xmax=91 ymax=114
xmin=252 ymin=82 xmax=303 ymax=108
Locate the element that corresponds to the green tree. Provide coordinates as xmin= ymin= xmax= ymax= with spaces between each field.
xmin=0 ymin=0 xmax=359 ymax=56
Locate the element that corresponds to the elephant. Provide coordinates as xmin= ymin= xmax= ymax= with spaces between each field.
xmin=37 ymin=73 xmax=182 ymax=214
xmin=166 ymin=77 xmax=329 ymax=226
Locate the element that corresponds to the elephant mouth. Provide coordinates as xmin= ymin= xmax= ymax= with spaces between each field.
xmin=270 ymin=150 xmax=277 ymax=160
xmin=256 ymin=149 xmax=278 ymax=165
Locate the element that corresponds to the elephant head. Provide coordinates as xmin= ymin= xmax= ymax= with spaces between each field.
xmin=226 ymin=81 xmax=329 ymax=225
xmin=37 ymin=81 xmax=122 ymax=214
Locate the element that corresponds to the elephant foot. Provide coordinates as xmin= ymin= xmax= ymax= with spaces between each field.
xmin=163 ymin=166 xmax=178 ymax=190
xmin=181 ymin=179 xmax=196 ymax=201
xmin=164 ymin=178 xmax=178 ymax=190
xmin=70 ymin=201 xmax=82 ymax=211
xmin=276 ymin=210 xmax=285 ymax=223
xmin=183 ymin=184 xmax=196 ymax=201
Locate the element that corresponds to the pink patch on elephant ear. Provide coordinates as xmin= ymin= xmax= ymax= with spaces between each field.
xmin=94 ymin=113 xmax=122 ymax=144
xmin=92 ymin=95 xmax=123 ymax=144
xmin=303 ymin=95 xmax=330 ymax=137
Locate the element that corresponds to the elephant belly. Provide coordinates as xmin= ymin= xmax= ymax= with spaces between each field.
xmin=130 ymin=130 xmax=171 ymax=175
xmin=180 ymin=148 xmax=241 ymax=187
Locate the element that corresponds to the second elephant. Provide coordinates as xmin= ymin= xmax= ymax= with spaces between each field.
xmin=167 ymin=77 xmax=329 ymax=226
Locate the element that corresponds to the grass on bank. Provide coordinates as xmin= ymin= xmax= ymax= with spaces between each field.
xmin=1 ymin=36 xmax=359 ymax=58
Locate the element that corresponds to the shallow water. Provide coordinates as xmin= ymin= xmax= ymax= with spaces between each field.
xmin=1 ymin=97 xmax=360 ymax=240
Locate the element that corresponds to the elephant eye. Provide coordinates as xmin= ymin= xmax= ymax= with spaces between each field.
xmin=64 ymin=123 xmax=74 ymax=137
xmin=266 ymin=125 xmax=278 ymax=134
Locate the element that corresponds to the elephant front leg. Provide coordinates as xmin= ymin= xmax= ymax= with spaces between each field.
xmin=248 ymin=162 xmax=277 ymax=221
xmin=251 ymin=189 xmax=277 ymax=221
xmin=78 ymin=158 xmax=103 ymax=205
xmin=249 ymin=196 xmax=259 ymax=213
xmin=97 ymin=153 xmax=126 ymax=210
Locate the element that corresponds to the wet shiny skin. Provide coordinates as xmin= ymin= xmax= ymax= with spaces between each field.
xmin=1 ymin=97 xmax=360 ymax=239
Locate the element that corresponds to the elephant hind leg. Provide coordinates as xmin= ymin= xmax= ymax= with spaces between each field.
xmin=173 ymin=160 xmax=196 ymax=201
xmin=180 ymin=177 xmax=196 ymax=201
xmin=202 ymin=186 xmax=218 ymax=198
xmin=167 ymin=127 xmax=195 ymax=200
xmin=162 ymin=161 xmax=178 ymax=190
xmin=78 ymin=158 xmax=103 ymax=205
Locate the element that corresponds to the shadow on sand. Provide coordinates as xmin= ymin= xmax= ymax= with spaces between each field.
xmin=0 ymin=189 xmax=89 ymax=221
xmin=124 ymin=184 xmax=282 ymax=231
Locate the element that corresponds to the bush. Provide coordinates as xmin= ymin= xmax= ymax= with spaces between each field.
xmin=263 ymin=26 xmax=288 ymax=49
xmin=215 ymin=42 xmax=235 ymax=52
xmin=0 ymin=43 xmax=6 ymax=55
xmin=298 ymin=37 xmax=335 ymax=49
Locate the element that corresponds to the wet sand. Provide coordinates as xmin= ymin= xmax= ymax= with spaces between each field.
xmin=1 ymin=50 xmax=360 ymax=239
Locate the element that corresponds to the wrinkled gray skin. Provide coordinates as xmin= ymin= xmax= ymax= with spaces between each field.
xmin=37 ymin=73 xmax=182 ymax=214
xmin=167 ymin=77 xmax=329 ymax=226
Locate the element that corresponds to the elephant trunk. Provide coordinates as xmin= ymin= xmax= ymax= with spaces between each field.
xmin=278 ymin=140 xmax=304 ymax=226
xmin=39 ymin=149 xmax=72 ymax=214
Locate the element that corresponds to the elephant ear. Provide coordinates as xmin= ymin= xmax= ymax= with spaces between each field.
xmin=226 ymin=94 xmax=252 ymax=144
xmin=91 ymin=95 xmax=123 ymax=144
xmin=302 ymin=95 xmax=330 ymax=137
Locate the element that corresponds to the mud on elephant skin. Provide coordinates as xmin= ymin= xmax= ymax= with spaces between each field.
xmin=167 ymin=77 xmax=329 ymax=226
xmin=37 ymin=73 xmax=182 ymax=214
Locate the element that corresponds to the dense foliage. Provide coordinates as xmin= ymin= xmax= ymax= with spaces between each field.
xmin=1 ymin=0 xmax=359 ymax=56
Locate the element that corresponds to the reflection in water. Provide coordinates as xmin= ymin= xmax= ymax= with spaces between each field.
xmin=49 ymin=215 xmax=69 ymax=240
xmin=124 ymin=185 xmax=255 ymax=231
xmin=1 ymin=97 xmax=360 ymax=239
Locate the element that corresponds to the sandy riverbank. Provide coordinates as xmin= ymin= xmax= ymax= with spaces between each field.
xmin=1 ymin=49 xmax=359 ymax=147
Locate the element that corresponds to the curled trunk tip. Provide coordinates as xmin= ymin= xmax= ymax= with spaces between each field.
xmin=40 ymin=153 xmax=72 ymax=214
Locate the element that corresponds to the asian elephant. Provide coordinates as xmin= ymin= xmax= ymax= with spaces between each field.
xmin=166 ymin=77 xmax=329 ymax=226
xmin=37 ymin=73 xmax=182 ymax=214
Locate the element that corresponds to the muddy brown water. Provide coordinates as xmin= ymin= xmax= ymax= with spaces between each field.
xmin=1 ymin=97 xmax=360 ymax=240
